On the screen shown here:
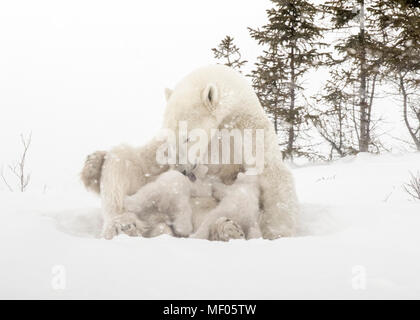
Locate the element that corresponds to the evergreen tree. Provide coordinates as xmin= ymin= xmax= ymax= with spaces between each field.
xmin=310 ymin=69 xmax=359 ymax=159
xmin=249 ymin=0 xmax=327 ymax=159
xmin=372 ymin=0 xmax=420 ymax=150
xmin=322 ymin=0 xmax=387 ymax=153
xmin=250 ymin=48 xmax=289 ymax=136
xmin=212 ymin=36 xmax=247 ymax=72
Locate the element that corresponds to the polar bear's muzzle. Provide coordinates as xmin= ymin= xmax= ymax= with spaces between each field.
xmin=181 ymin=169 xmax=197 ymax=182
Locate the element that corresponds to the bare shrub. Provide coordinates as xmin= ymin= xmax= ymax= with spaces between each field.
xmin=1 ymin=133 xmax=32 ymax=192
xmin=403 ymin=171 xmax=420 ymax=201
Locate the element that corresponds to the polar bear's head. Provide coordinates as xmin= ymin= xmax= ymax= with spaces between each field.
xmin=164 ymin=77 xmax=220 ymax=134
xmin=162 ymin=65 xmax=253 ymax=132
xmin=160 ymin=65 xmax=265 ymax=176
xmin=161 ymin=65 xmax=254 ymax=170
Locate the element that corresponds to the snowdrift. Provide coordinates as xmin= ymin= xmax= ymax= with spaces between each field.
xmin=1 ymin=153 xmax=419 ymax=299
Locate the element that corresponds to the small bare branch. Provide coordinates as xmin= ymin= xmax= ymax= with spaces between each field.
xmin=4 ymin=132 xmax=32 ymax=192
xmin=403 ymin=171 xmax=420 ymax=201
xmin=1 ymin=167 xmax=13 ymax=192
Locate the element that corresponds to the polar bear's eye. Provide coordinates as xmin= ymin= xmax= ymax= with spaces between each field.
xmin=208 ymin=90 xmax=213 ymax=103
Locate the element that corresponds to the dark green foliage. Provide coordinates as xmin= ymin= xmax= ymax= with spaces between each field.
xmin=249 ymin=0 xmax=328 ymax=159
xmin=373 ymin=0 xmax=420 ymax=149
xmin=212 ymin=36 xmax=247 ymax=72
xmin=322 ymin=0 xmax=388 ymax=152
xmin=211 ymin=0 xmax=419 ymax=159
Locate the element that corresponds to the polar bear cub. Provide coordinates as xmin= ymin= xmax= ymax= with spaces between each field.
xmin=123 ymin=170 xmax=196 ymax=238
xmin=191 ymin=172 xmax=261 ymax=241
xmin=124 ymin=166 xmax=261 ymax=241
xmin=123 ymin=165 xmax=214 ymax=238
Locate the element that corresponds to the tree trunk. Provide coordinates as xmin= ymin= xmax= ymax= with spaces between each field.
xmin=274 ymin=113 xmax=278 ymax=135
xmin=338 ymin=100 xmax=343 ymax=154
xmin=400 ymin=74 xmax=420 ymax=151
xmin=287 ymin=47 xmax=296 ymax=158
xmin=358 ymin=0 xmax=370 ymax=152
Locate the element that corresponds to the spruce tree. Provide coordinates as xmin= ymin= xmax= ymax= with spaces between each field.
xmin=212 ymin=36 xmax=247 ymax=72
xmin=372 ymin=0 xmax=420 ymax=150
xmin=310 ymin=68 xmax=359 ymax=159
xmin=322 ymin=0 xmax=387 ymax=153
xmin=250 ymin=49 xmax=289 ymax=136
xmin=249 ymin=0 xmax=327 ymax=159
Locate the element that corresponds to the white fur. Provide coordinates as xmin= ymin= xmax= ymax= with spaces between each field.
xmin=99 ymin=140 xmax=169 ymax=239
xmin=163 ymin=65 xmax=299 ymax=239
xmin=93 ymin=65 xmax=299 ymax=240
xmin=191 ymin=172 xmax=261 ymax=240
xmin=123 ymin=167 xmax=261 ymax=241
xmin=122 ymin=165 xmax=215 ymax=238
xmin=124 ymin=170 xmax=194 ymax=237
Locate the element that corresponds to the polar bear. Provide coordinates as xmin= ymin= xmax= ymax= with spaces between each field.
xmin=122 ymin=166 xmax=210 ymax=238
xmin=81 ymin=146 xmax=220 ymax=239
xmin=81 ymin=142 xmax=170 ymax=239
xmin=191 ymin=172 xmax=261 ymax=241
xmin=81 ymin=65 xmax=299 ymax=240
xmin=162 ymin=65 xmax=299 ymax=239
xmin=122 ymin=166 xmax=260 ymax=241
xmin=122 ymin=170 xmax=195 ymax=238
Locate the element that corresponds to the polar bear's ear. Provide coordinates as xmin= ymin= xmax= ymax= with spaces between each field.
xmin=164 ymin=88 xmax=173 ymax=102
xmin=202 ymin=83 xmax=219 ymax=112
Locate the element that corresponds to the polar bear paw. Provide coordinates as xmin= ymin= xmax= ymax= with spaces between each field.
xmin=101 ymin=212 xmax=145 ymax=240
xmin=261 ymin=225 xmax=295 ymax=240
xmin=209 ymin=217 xmax=245 ymax=242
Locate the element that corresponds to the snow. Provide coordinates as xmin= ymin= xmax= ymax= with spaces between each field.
xmin=1 ymin=152 xmax=419 ymax=299
xmin=0 ymin=0 xmax=419 ymax=300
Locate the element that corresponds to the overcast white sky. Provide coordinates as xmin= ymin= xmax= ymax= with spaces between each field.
xmin=0 ymin=0 xmax=273 ymax=189
xmin=0 ymin=0 xmax=272 ymax=142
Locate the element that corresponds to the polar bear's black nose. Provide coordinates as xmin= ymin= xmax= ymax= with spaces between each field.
xmin=182 ymin=170 xmax=187 ymax=176
xmin=187 ymin=172 xmax=197 ymax=182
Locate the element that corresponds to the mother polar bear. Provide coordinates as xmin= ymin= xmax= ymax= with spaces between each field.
xmin=82 ymin=65 xmax=299 ymax=240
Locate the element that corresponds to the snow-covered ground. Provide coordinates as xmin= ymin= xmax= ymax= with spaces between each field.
xmin=1 ymin=0 xmax=419 ymax=300
xmin=1 ymin=152 xmax=419 ymax=299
